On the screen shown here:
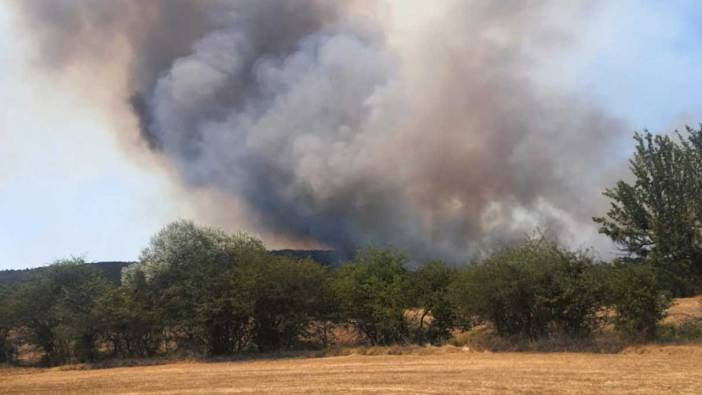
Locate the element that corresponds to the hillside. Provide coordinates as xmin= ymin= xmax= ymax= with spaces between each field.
xmin=0 ymin=261 xmax=133 ymax=286
xmin=0 ymin=250 xmax=342 ymax=286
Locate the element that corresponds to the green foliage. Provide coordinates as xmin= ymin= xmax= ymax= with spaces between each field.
xmin=125 ymin=220 xmax=268 ymax=355
xmin=411 ymin=261 xmax=459 ymax=344
xmin=0 ymin=284 xmax=15 ymax=363
xmin=603 ymin=263 xmax=671 ymax=340
xmin=658 ymin=317 xmax=702 ymax=343
xmin=2 ymin=218 xmax=694 ymax=365
xmin=594 ymin=127 xmax=702 ymax=296
xmin=248 ymin=257 xmax=333 ymax=351
xmin=450 ymin=237 xmax=606 ymax=339
xmin=123 ymin=221 xmax=333 ymax=354
xmin=93 ymin=286 xmax=161 ymax=358
xmin=332 ymin=247 xmax=411 ymax=345
xmin=11 ymin=259 xmax=112 ymax=365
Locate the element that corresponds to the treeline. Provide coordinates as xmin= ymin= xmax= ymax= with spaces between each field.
xmin=0 ymin=223 xmax=672 ymax=366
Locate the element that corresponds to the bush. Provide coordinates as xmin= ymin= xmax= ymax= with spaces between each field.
xmin=659 ymin=319 xmax=702 ymax=343
xmin=604 ymin=263 xmax=671 ymax=340
xmin=125 ymin=221 xmax=268 ymax=355
xmin=11 ymin=259 xmax=111 ymax=365
xmin=450 ymin=237 xmax=606 ymax=340
xmin=93 ymin=286 xmax=162 ymax=358
xmin=247 ymin=256 xmax=333 ymax=351
xmin=411 ymin=261 xmax=459 ymax=344
xmin=332 ymin=247 xmax=411 ymax=345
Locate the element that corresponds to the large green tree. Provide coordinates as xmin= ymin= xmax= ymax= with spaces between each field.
xmin=594 ymin=127 xmax=702 ymax=295
xmin=124 ymin=221 xmax=267 ymax=355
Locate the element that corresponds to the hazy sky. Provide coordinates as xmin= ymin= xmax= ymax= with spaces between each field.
xmin=1 ymin=1 xmax=701 ymax=269
xmin=0 ymin=3 xmax=196 ymax=269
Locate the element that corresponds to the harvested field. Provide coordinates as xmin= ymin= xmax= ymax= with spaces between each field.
xmin=1 ymin=345 xmax=701 ymax=394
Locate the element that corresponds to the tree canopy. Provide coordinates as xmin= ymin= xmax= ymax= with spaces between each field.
xmin=594 ymin=127 xmax=702 ymax=295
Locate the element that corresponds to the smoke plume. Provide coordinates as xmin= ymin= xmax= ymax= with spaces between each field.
xmin=14 ymin=0 xmax=627 ymax=261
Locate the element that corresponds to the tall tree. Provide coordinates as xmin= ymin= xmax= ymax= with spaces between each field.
xmin=594 ymin=127 xmax=702 ymax=296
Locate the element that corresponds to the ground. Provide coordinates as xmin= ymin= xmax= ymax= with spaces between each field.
xmin=2 ymin=345 xmax=702 ymax=394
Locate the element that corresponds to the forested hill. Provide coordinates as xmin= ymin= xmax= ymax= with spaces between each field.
xmin=0 ymin=250 xmax=343 ymax=286
xmin=0 ymin=261 xmax=133 ymax=286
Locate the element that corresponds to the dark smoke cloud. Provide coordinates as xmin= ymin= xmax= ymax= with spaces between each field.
xmin=15 ymin=0 xmax=627 ymax=261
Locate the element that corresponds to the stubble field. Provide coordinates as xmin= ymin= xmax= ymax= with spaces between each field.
xmin=1 ymin=345 xmax=702 ymax=394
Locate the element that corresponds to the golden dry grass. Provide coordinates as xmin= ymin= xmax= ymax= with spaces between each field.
xmin=664 ymin=296 xmax=702 ymax=324
xmin=2 ymin=345 xmax=702 ymax=394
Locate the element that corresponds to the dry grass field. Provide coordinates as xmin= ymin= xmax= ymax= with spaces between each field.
xmin=1 ymin=345 xmax=702 ymax=394
xmin=665 ymin=296 xmax=702 ymax=324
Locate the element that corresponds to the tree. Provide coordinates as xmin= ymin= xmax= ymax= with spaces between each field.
xmin=125 ymin=221 xmax=267 ymax=355
xmin=12 ymin=259 xmax=111 ymax=365
xmin=93 ymin=285 xmax=161 ymax=358
xmin=411 ymin=261 xmax=458 ymax=344
xmin=450 ymin=236 xmax=605 ymax=339
xmin=594 ymin=127 xmax=702 ymax=296
xmin=247 ymin=256 xmax=331 ymax=351
xmin=332 ymin=247 xmax=411 ymax=345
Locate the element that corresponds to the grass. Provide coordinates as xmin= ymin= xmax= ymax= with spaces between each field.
xmin=2 ymin=345 xmax=702 ymax=393
xmin=664 ymin=296 xmax=702 ymax=324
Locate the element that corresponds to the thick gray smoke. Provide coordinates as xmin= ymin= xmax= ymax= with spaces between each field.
xmin=15 ymin=0 xmax=626 ymax=261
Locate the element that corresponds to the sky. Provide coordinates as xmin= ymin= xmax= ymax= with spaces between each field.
xmin=0 ymin=3 xmax=196 ymax=269
xmin=1 ymin=1 xmax=702 ymax=270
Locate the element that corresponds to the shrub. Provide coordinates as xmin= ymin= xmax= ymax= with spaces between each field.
xmin=247 ymin=256 xmax=333 ymax=351
xmin=332 ymin=247 xmax=411 ymax=345
xmin=11 ymin=259 xmax=111 ymax=365
xmin=411 ymin=261 xmax=459 ymax=344
xmin=450 ymin=237 xmax=606 ymax=339
xmin=604 ymin=263 xmax=671 ymax=340
xmin=93 ymin=286 xmax=162 ymax=358
xmin=659 ymin=318 xmax=702 ymax=343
